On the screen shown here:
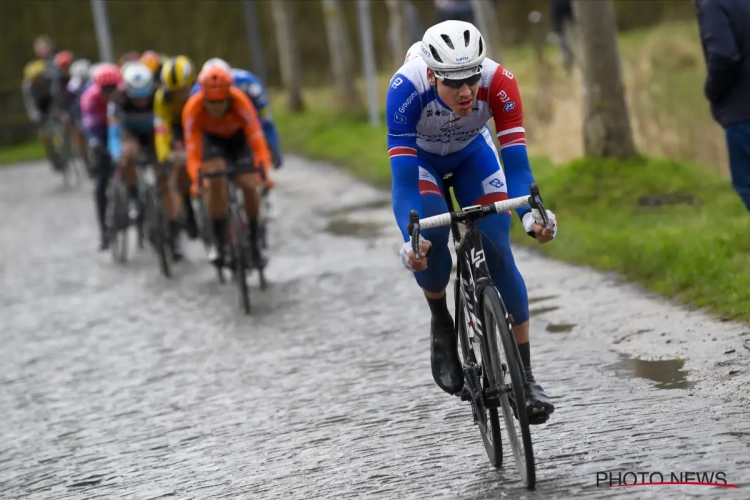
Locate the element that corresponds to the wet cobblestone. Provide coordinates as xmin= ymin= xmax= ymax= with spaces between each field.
xmin=0 ymin=159 xmax=748 ymax=499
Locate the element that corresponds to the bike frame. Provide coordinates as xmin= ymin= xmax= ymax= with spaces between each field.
xmin=444 ymin=179 xmax=509 ymax=401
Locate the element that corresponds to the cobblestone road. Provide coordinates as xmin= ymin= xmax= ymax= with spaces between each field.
xmin=1 ymin=158 xmax=749 ymax=499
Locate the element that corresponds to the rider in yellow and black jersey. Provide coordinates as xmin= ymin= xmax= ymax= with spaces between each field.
xmin=152 ymin=55 xmax=199 ymax=258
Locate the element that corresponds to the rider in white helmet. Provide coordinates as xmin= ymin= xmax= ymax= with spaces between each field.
xmin=404 ymin=42 xmax=423 ymax=64
xmin=386 ymin=20 xmax=557 ymax=424
xmin=200 ymin=57 xmax=232 ymax=75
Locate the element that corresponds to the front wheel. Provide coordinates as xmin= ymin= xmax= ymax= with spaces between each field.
xmin=456 ymin=278 xmax=502 ymax=468
xmin=229 ymin=198 xmax=250 ymax=315
xmin=481 ymin=288 xmax=536 ymax=489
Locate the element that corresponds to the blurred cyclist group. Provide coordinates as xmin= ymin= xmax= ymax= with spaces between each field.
xmin=21 ymin=35 xmax=283 ymax=267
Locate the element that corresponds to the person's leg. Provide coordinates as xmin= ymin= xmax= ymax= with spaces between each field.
xmin=725 ymin=122 xmax=750 ymax=212
xmin=408 ymin=158 xmax=464 ymax=394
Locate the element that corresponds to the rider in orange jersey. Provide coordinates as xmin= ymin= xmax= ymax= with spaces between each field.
xmin=182 ymin=65 xmax=273 ymax=266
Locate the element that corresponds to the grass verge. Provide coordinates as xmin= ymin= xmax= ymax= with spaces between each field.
xmin=0 ymin=141 xmax=46 ymax=165
xmin=274 ymin=106 xmax=750 ymax=321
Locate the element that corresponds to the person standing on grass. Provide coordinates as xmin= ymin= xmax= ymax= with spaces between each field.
xmin=696 ymin=0 xmax=750 ymax=212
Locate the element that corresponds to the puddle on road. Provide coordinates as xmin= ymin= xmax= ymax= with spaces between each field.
xmin=529 ymin=295 xmax=559 ymax=304
xmin=322 ymin=199 xmax=391 ymax=217
xmin=547 ymin=323 xmax=575 ymax=333
xmin=530 ymin=305 xmax=560 ymax=317
xmin=325 ymin=218 xmax=384 ymax=239
xmin=605 ymin=355 xmax=694 ymax=390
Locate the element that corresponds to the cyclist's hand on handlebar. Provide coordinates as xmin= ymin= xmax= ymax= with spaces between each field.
xmin=523 ymin=210 xmax=557 ymax=244
xmin=400 ymin=238 xmax=432 ymax=272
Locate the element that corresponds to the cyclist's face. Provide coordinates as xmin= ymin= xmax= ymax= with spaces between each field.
xmin=173 ymin=87 xmax=191 ymax=102
xmin=427 ymin=69 xmax=479 ymax=117
xmin=34 ymin=41 xmax=52 ymax=59
xmin=203 ymin=99 xmax=229 ymax=118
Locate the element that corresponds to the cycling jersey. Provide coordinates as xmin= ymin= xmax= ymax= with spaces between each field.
xmin=182 ymin=86 xmax=272 ymax=184
xmin=190 ymin=68 xmax=281 ymax=164
xmin=107 ymin=92 xmax=155 ymax=161
xmin=21 ymin=58 xmax=58 ymax=123
xmin=153 ymin=86 xmax=187 ymax=163
xmin=386 ymin=56 xmax=535 ymax=240
xmin=79 ymin=83 xmax=109 ymax=142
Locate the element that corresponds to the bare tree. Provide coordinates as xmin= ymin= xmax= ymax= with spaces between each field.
xmin=322 ymin=0 xmax=361 ymax=110
xmin=385 ymin=0 xmax=407 ymax=68
xmin=271 ymin=1 xmax=304 ymax=112
xmin=573 ymin=0 xmax=637 ymax=159
xmin=470 ymin=0 xmax=502 ymax=63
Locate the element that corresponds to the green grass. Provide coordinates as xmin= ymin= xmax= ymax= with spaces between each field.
xmin=0 ymin=140 xmax=46 ymax=165
xmin=274 ymin=105 xmax=750 ymax=322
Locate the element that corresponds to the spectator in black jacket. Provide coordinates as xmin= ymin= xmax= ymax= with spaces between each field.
xmin=696 ymin=0 xmax=750 ymax=212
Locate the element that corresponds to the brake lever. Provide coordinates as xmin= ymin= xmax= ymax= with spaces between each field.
xmin=529 ymin=183 xmax=550 ymax=230
xmin=408 ymin=210 xmax=421 ymax=260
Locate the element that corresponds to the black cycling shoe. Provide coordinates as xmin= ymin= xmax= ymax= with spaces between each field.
xmin=99 ymin=236 xmax=110 ymax=252
xmin=430 ymin=316 xmax=464 ymax=394
xmin=509 ymin=379 xmax=555 ymax=425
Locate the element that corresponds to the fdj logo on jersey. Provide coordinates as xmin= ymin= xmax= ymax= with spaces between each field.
xmin=489 ymin=178 xmax=504 ymax=189
xmin=391 ymin=77 xmax=403 ymax=89
xmin=503 ymin=102 xmax=516 ymax=112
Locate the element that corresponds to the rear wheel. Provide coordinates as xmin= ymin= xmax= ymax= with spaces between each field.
xmin=482 ymin=288 xmax=536 ymax=489
xmin=107 ymin=178 xmax=129 ymax=264
xmin=229 ymin=196 xmax=250 ymax=314
xmin=146 ymin=188 xmax=170 ymax=277
xmin=456 ymin=276 xmax=502 ymax=468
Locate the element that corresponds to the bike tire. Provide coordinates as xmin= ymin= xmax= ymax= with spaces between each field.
xmin=481 ymin=288 xmax=536 ymax=489
xmin=229 ymin=200 xmax=251 ymax=314
xmin=107 ymin=179 xmax=129 ymax=264
xmin=147 ymin=188 xmax=170 ymax=278
xmin=456 ymin=280 xmax=503 ymax=468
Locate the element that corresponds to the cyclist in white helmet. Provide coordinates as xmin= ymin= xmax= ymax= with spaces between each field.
xmin=387 ymin=21 xmax=558 ymax=424
xmin=107 ymin=61 xmax=157 ymax=227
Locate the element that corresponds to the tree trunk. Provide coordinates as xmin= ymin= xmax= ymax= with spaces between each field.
xmin=385 ymin=0 xmax=407 ymax=68
xmin=321 ymin=0 xmax=361 ymax=110
xmin=271 ymin=1 xmax=304 ymax=112
xmin=573 ymin=0 xmax=637 ymax=159
xmin=470 ymin=0 xmax=502 ymax=64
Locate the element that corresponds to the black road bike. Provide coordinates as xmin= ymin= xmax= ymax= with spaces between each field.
xmin=409 ymin=177 xmax=550 ymax=490
xmin=106 ymin=153 xmax=154 ymax=264
xmin=199 ymin=159 xmax=269 ymax=314
xmin=142 ymin=161 xmax=172 ymax=277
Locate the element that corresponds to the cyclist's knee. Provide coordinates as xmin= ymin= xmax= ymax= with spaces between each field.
xmin=415 ymin=250 xmax=452 ymax=293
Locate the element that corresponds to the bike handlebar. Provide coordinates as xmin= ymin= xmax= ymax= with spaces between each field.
xmin=197 ymin=159 xmax=267 ymax=182
xmin=408 ymin=183 xmax=550 ymax=260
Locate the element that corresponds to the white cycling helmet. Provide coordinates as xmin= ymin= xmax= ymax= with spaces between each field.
xmin=70 ymin=59 xmax=92 ymax=81
xmin=404 ymin=42 xmax=423 ymax=64
xmin=421 ymin=20 xmax=486 ymax=79
xmin=122 ymin=61 xmax=154 ymax=98
xmin=201 ymin=57 xmax=231 ymax=74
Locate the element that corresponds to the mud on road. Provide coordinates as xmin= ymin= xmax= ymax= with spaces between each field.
xmin=0 ymin=158 xmax=748 ymax=499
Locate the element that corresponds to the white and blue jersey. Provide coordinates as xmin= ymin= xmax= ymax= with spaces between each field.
xmin=191 ymin=68 xmax=281 ymax=165
xmin=386 ymin=56 xmax=536 ymax=324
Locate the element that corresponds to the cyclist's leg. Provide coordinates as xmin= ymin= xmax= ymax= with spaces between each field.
xmin=119 ymin=128 xmax=140 ymax=200
xmin=409 ymin=157 xmax=464 ymax=394
xmin=173 ymin=140 xmax=198 ymax=239
xmin=91 ymin=135 xmax=114 ymax=249
xmin=232 ymin=133 xmax=266 ymax=265
xmin=452 ymin=130 xmax=553 ymax=419
xmin=200 ymin=133 xmax=230 ymax=262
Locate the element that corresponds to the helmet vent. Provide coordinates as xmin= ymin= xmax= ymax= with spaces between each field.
xmin=440 ymin=34 xmax=454 ymax=50
xmin=464 ymin=30 xmax=471 ymax=47
xmin=429 ymin=45 xmax=443 ymax=63
xmin=478 ymin=37 xmax=484 ymax=56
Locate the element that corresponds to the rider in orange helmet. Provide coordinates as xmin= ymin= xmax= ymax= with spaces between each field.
xmin=182 ymin=65 xmax=273 ymax=267
xmin=140 ymin=50 xmax=162 ymax=82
